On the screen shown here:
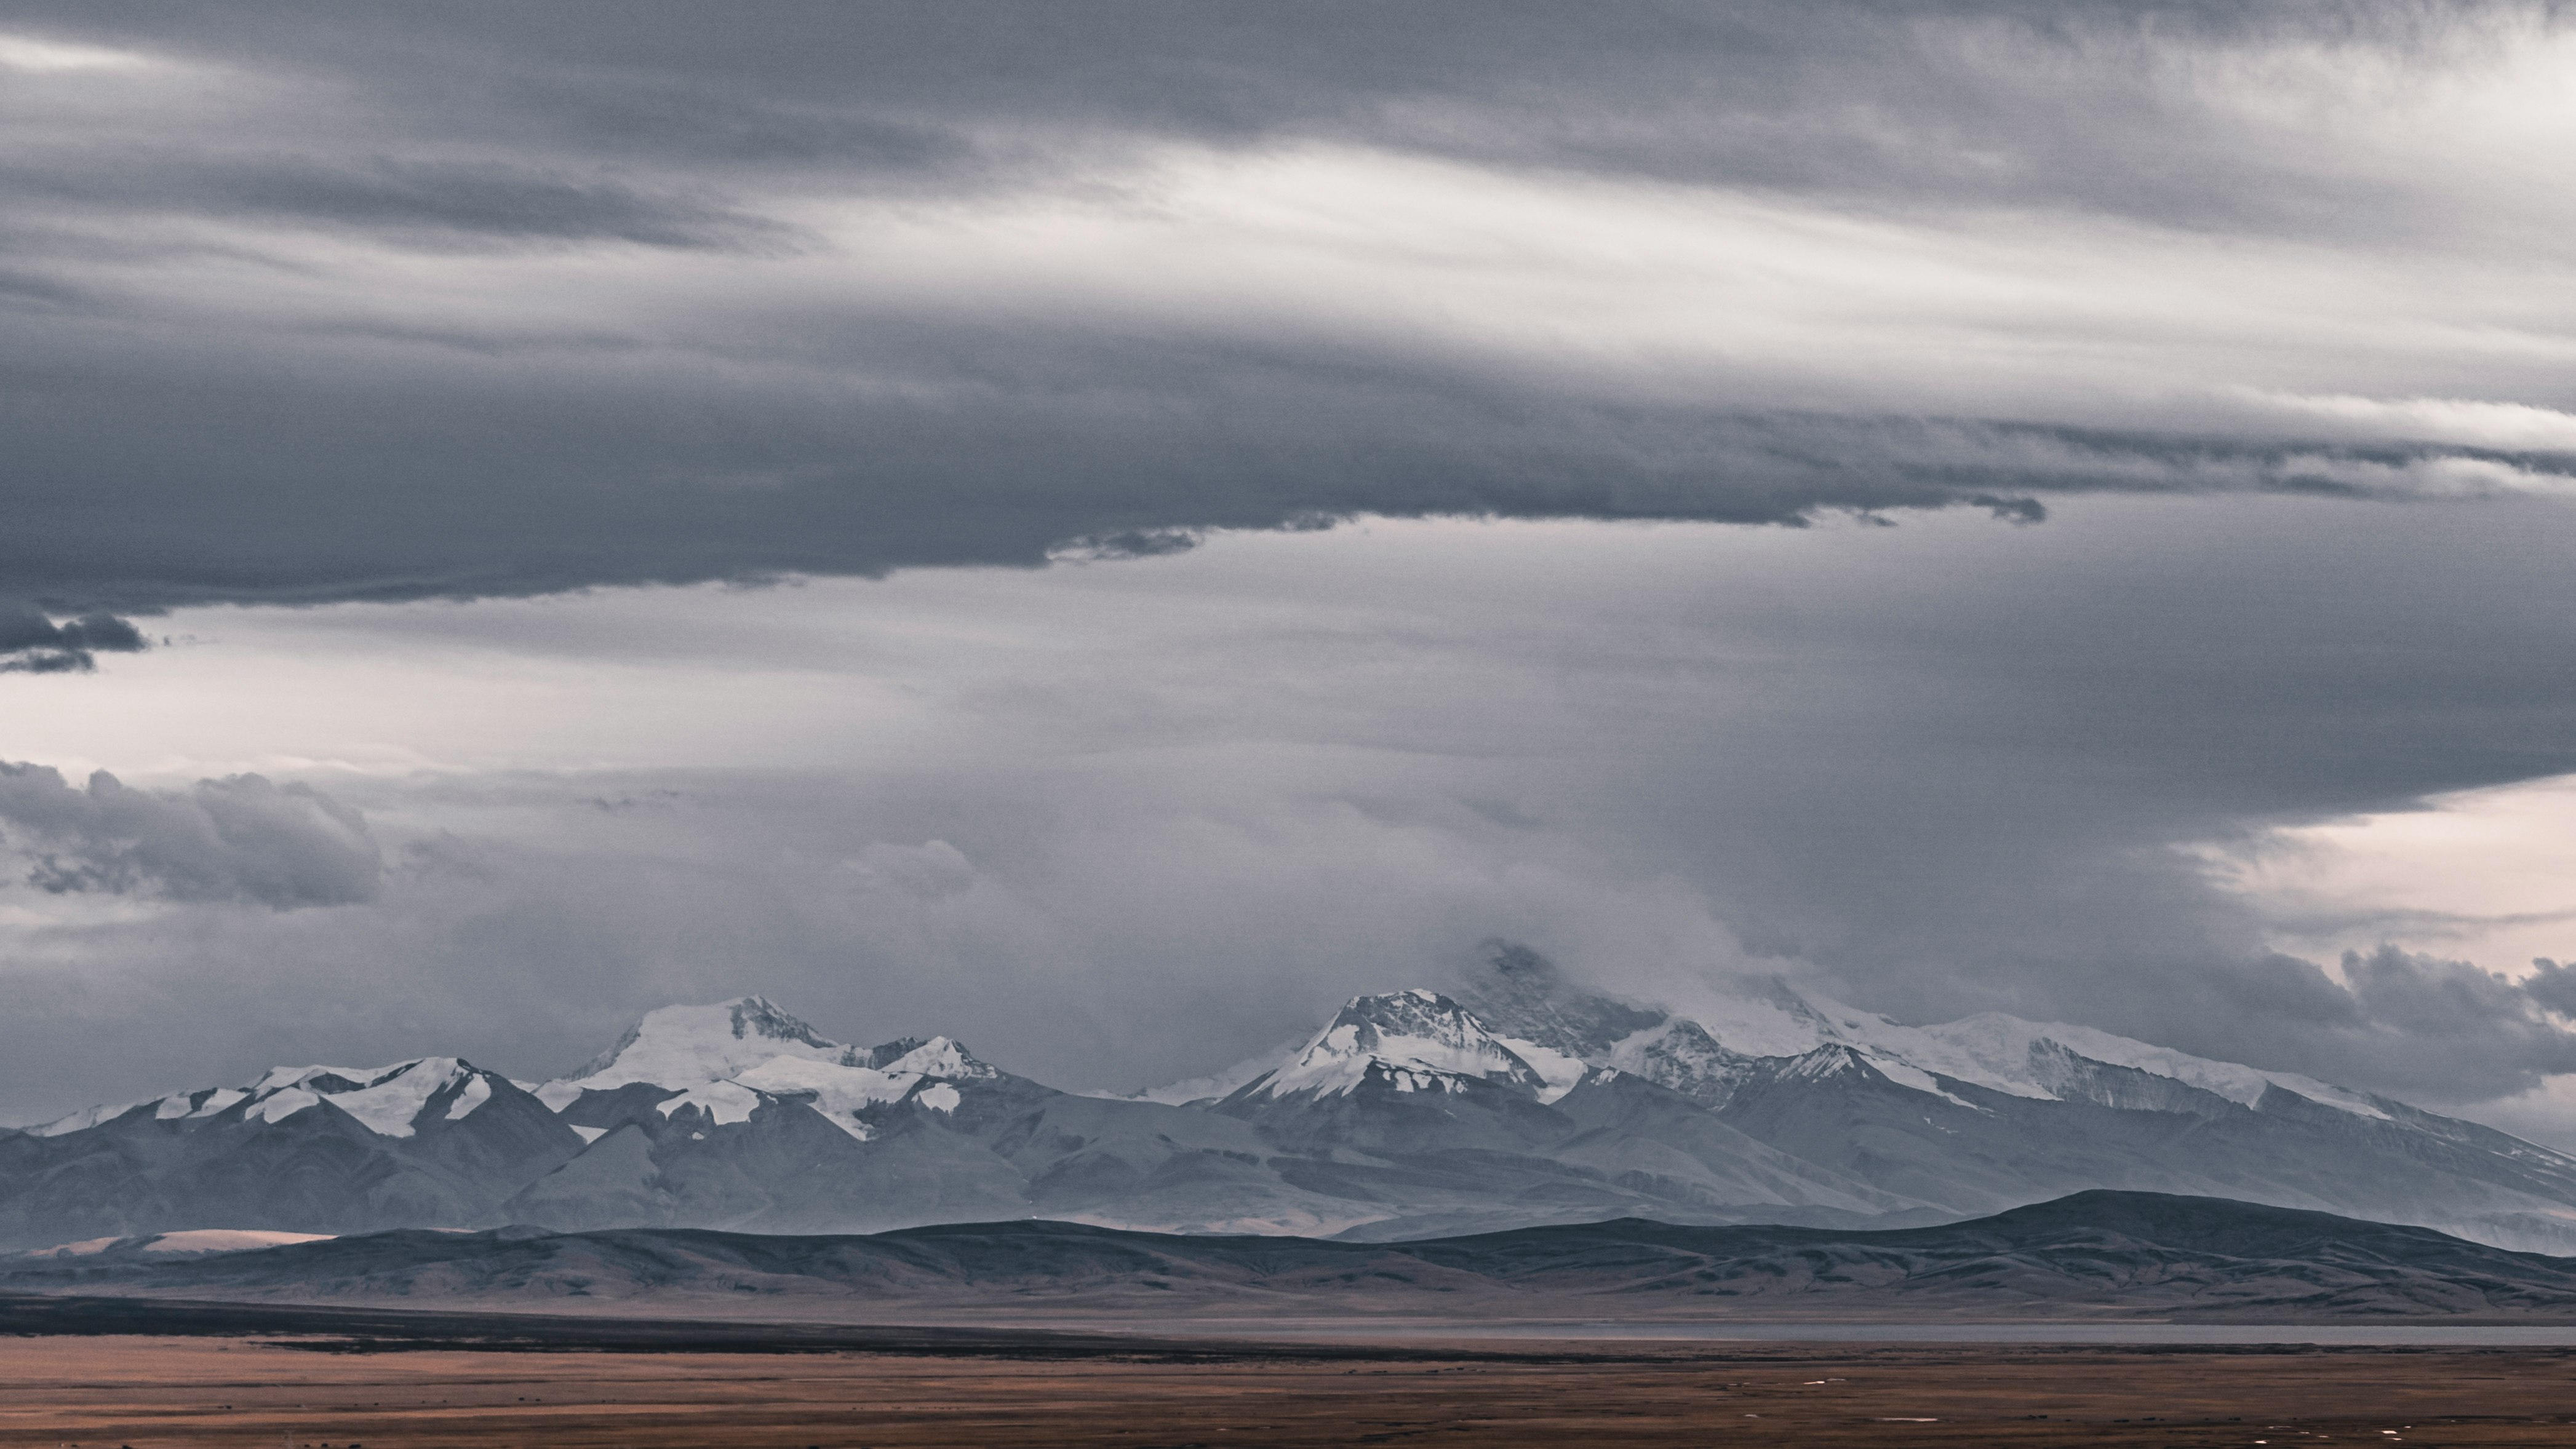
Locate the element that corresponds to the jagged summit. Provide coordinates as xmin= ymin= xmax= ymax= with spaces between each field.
xmin=1242 ymin=989 xmax=1550 ymax=1100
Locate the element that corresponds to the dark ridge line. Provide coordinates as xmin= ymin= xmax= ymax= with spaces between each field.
xmin=31 ymin=1188 xmax=2562 ymax=1260
xmin=0 ymin=1292 xmax=1667 ymax=1362
xmin=17 ymin=1292 xmax=2576 ymax=1363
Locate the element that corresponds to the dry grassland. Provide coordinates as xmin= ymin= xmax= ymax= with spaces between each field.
xmin=4 ymin=1335 xmax=2575 ymax=1448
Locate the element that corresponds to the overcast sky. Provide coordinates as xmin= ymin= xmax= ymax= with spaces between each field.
xmin=6 ymin=2 xmax=2576 ymax=1140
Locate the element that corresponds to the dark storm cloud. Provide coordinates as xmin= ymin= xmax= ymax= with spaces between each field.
xmin=2334 ymin=947 xmax=2576 ymax=1092
xmin=0 ymin=608 xmax=148 ymax=673
xmin=1 ymin=0 xmax=2565 ymax=616
xmin=2527 ymin=959 xmax=2576 ymax=1019
xmin=0 ymin=763 xmax=381 ymax=908
xmin=9 ymin=311 xmax=2566 ymax=614
xmin=2051 ymin=948 xmax=2576 ymax=1104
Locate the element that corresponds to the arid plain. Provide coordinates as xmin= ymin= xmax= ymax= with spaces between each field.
xmin=9 ymin=1333 xmax=2576 ymax=1449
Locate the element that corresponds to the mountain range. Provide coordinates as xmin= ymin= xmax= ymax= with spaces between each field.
xmin=7 ymin=944 xmax=2576 ymax=1254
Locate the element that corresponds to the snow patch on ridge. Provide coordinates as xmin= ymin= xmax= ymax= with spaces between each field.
xmin=329 ymin=1058 xmax=470 ymax=1138
xmin=1905 ymin=1013 xmax=2392 ymax=1119
xmin=1493 ymin=1036 xmax=1587 ymax=1103
xmin=730 ymin=1057 xmax=909 ymax=1139
xmin=653 ymin=1081 xmax=762 ymax=1126
xmin=247 ymin=1088 xmax=320 ymax=1124
xmin=29 ymin=1100 xmax=143 ymax=1137
xmin=445 ymin=1074 xmax=492 ymax=1120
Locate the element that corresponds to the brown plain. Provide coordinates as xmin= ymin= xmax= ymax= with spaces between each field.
xmin=5 ymin=1335 xmax=2576 ymax=1448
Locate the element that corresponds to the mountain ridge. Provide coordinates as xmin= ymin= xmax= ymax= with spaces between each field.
xmin=11 ymin=1189 xmax=2576 ymax=1323
xmin=8 ymin=944 xmax=2576 ymax=1255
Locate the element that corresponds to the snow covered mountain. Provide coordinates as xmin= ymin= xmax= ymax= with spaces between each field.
xmin=1232 ymin=989 xmax=1573 ymax=1102
xmin=10 ymin=948 xmax=2576 ymax=1252
xmin=532 ymin=997 xmax=997 ymax=1142
xmin=0 ymin=1056 xmax=579 ymax=1249
xmin=1436 ymin=946 xmax=2576 ymax=1250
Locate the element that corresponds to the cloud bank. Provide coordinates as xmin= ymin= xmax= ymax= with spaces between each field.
xmin=4 ymin=1 xmax=2575 ymax=616
xmin=2 ymin=499 xmax=2573 ymax=1125
xmin=0 ymin=763 xmax=380 ymax=908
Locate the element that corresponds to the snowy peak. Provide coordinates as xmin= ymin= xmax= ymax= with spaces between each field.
xmin=1246 ymin=989 xmax=1547 ymax=1100
xmin=869 ymin=1036 xmax=996 ymax=1081
xmin=564 ymin=996 xmax=857 ymax=1091
xmin=1206 ymin=943 xmax=2414 ymax=1132
xmin=537 ymin=998 xmax=999 ymax=1142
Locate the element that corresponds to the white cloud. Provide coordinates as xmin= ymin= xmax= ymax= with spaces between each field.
xmin=2188 ymin=772 xmax=2576 ymax=979
xmin=0 ymin=32 xmax=161 ymax=74
xmin=2245 ymin=391 xmax=2576 ymax=453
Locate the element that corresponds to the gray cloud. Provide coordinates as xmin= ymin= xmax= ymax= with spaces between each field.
xmin=1 ymin=1 xmax=2570 ymax=619
xmin=2332 ymin=946 xmax=2576 ymax=1096
xmin=2524 ymin=959 xmax=2576 ymax=1020
xmin=2048 ymin=947 xmax=2576 ymax=1106
xmin=9 ymin=322 xmax=2567 ymax=616
xmin=0 ymin=763 xmax=381 ymax=908
xmin=0 ymin=609 xmax=148 ymax=673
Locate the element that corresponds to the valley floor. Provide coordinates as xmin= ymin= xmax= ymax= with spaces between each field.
xmin=7 ymin=1328 xmax=2576 ymax=1448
